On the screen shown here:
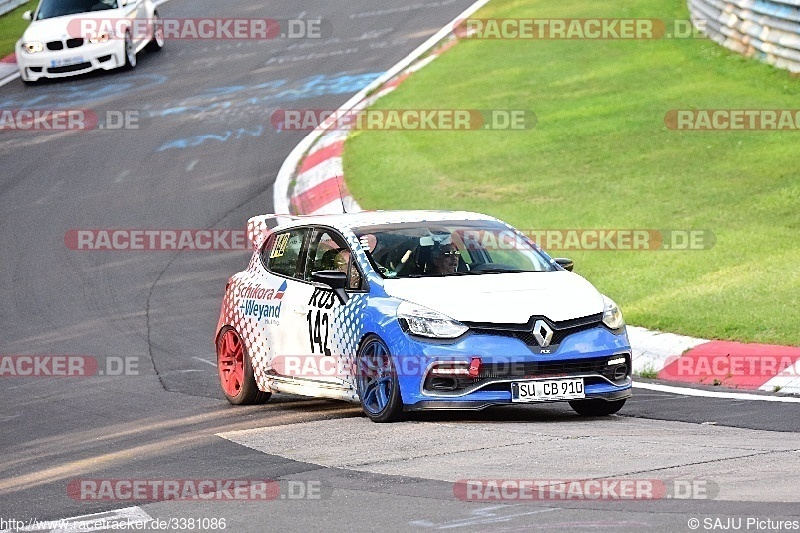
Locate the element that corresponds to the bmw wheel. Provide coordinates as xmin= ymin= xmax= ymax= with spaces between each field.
xmin=145 ymin=11 xmax=164 ymax=52
xmin=216 ymin=327 xmax=271 ymax=405
xmin=356 ymin=335 xmax=404 ymax=423
xmin=123 ymin=31 xmax=137 ymax=70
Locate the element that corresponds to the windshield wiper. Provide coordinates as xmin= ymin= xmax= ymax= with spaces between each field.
xmin=466 ymin=268 xmax=526 ymax=274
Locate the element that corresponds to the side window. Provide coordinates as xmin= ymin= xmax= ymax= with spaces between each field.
xmin=306 ymin=229 xmax=364 ymax=290
xmin=307 ymin=230 xmax=351 ymax=277
xmin=266 ymin=228 xmax=307 ymax=279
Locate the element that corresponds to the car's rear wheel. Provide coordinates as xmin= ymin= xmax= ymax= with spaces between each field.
xmin=216 ymin=327 xmax=271 ymax=405
xmin=357 ymin=335 xmax=404 ymax=423
xmin=123 ymin=31 xmax=137 ymax=70
xmin=145 ymin=11 xmax=164 ymax=52
xmin=569 ymin=398 xmax=626 ymax=416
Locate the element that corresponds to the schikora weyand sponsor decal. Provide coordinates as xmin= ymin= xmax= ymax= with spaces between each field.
xmin=238 ymin=281 xmax=287 ymax=324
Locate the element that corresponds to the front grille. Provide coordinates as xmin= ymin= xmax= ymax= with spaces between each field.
xmin=48 ymin=62 xmax=92 ymax=74
xmin=66 ymin=38 xmax=84 ymax=48
xmin=46 ymin=40 xmax=64 ymax=51
xmin=478 ymin=356 xmax=614 ymax=379
xmin=424 ymin=354 xmax=632 ymax=393
xmin=465 ymin=313 xmax=604 ymax=349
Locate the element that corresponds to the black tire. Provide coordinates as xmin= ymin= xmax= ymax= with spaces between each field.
xmin=145 ymin=11 xmax=164 ymax=52
xmin=21 ymin=77 xmax=37 ymax=86
xmin=569 ymin=398 xmax=626 ymax=416
xmin=216 ymin=327 xmax=271 ymax=405
xmin=356 ymin=335 xmax=404 ymax=423
xmin=123 ymin=31 xmax=137 ymax=70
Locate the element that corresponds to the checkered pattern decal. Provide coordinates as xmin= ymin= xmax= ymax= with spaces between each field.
xmin=330 ymin=294 xmax=368 ymax=399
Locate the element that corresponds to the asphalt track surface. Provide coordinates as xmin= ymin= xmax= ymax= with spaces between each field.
xmin=1 ymin=1 xmax=799 ymax=530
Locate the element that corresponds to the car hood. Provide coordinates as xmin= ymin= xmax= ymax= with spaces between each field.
xmin=21 ymin=12 xmax=122 ymax=42
xmin=382 ymin=271 xmax=604 ymax=324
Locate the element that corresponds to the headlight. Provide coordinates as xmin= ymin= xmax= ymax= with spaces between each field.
xmin=397 ymin=301 xmax=468 ymax=339
xmin=601 ymin=295 xmax=625 ymax=330
xmin=23 ymin=41 xmax=43 ymax=53
xmin=88 ymin=32 xmax=111 ymax=44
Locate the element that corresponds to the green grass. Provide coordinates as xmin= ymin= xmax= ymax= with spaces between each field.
xmin=0 ymin=1 xmax=36 ymax=58
xmin=636 ymin=366 xmax=659 ymax=380
xmin=343 ymin=0 xmax=800 ymax=345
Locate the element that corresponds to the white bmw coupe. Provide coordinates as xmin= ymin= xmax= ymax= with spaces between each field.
xmin=16 ymin=0 xmax=163 ymax=83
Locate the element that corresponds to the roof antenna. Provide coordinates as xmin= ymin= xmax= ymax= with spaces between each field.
xmin=334 ymin=173 xmax=348 ymax=214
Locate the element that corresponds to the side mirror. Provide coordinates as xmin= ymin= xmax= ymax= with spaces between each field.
xmin=119 ymin=0 xmax=128 ymax=6
xmin=22 ymin=10 xmax=32 ymax=20
xmin=311 ymin=270 xmax=348 ymax=303
xmin=554 ymin=258 xmax=574 ymax=272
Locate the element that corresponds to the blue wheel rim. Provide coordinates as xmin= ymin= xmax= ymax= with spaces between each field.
xmin=358 ymin=340 xmax=393 ymax=415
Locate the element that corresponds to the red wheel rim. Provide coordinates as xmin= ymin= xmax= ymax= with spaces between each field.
xmin=218 ymin=329 xmax=245 ymax=397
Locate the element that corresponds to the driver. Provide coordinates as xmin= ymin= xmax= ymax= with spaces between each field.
xmin=333 ymin=249 xmax=351 ymax=272
xmin=430 ymin=243 xmax=460 ymax=274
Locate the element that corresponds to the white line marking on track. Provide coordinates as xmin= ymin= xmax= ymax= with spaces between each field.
xmin=633 ymin=381 xmax=800 ymax=402
xmin=0 ymin=71 xmax=18 ymax=87
xmin=0 ymin=506 xmax=152 ymax=532
xmin=114 ymin=169 xmax=132 ymax=183
xmin=410 ymin=505 xmax=559 ymax=530
xmin=192 ymin=356 xmax=217 ymax=367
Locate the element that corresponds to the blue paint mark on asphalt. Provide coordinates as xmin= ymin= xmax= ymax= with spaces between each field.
xmin=157 ymin=125 xmax=264 ymax=152
xmin=150 ymin=73 xmax=379 ymax=119
xmin=154 ymin=71 xmax=382 ymax=152
xmin=0 ymin=74 xmax=168 ymax=109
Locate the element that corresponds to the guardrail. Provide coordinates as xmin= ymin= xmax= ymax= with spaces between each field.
xmin=688 ymin=0 xmax=800 ymax=73
xmin=0 ymin=0 xmax=27 ymax=17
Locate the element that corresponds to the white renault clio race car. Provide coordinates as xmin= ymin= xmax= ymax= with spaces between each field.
xmin=216 ymin=210 xmax=632 ymax=422
xmin=16 ymin=0 xmax=163 ymax=83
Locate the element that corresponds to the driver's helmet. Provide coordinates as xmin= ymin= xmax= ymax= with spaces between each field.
xmin=416 ymin=228 xmax=455 ymax=272
xmin=420 ymin=229 xmax=453 ymax=256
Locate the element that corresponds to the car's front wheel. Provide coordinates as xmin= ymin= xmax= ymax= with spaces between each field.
xmin=356 ymin=335 xmax=404 ymax=423
xmin=569 ymin=398 xmax=626 ymax=416
xmin=216 ymin=327 xmax=271 ymax=405
xmin=145 ymin=11 xmax=164 ymax=52
xmin=123 ymin=31 xmax=137 ymax=70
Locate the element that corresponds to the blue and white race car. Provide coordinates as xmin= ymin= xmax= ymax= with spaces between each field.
xmin=215 ymin=211 xmax=632 ymax=422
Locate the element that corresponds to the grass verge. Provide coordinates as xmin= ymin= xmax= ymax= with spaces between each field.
xmin=0 ymin=1 xmax=36 ymax=59
xmin=343 ymin=0 xmax=800 ymax=345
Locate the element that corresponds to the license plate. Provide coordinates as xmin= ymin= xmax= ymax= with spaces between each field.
xmin=511 ymin=378 xmax=585 ymax=402
xmin=51 ymin=56 xmax=84 ymax=68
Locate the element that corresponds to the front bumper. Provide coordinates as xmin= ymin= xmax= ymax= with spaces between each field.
xmin=406 ymin=387 xmax=632 ymax=411
xmin=392 ymin=325 xmax=633 ymax=410
xmin=16 ymin=40 xmax=125 ymax=81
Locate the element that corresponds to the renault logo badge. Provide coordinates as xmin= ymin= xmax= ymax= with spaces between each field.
xmin=532 ymin=319 xmax=554 ymax=347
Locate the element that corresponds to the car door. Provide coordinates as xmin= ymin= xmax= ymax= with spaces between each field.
xmin=258 ymin=227 xmax=318 ymax=393
xmin=297 ymin=227 xmax=369 ymax=396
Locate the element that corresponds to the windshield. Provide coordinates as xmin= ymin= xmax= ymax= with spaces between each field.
xmin=35 ymin=0 xmax=117 ymax=20
xmin=354 ymin=220 xmax=556 ymax=279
